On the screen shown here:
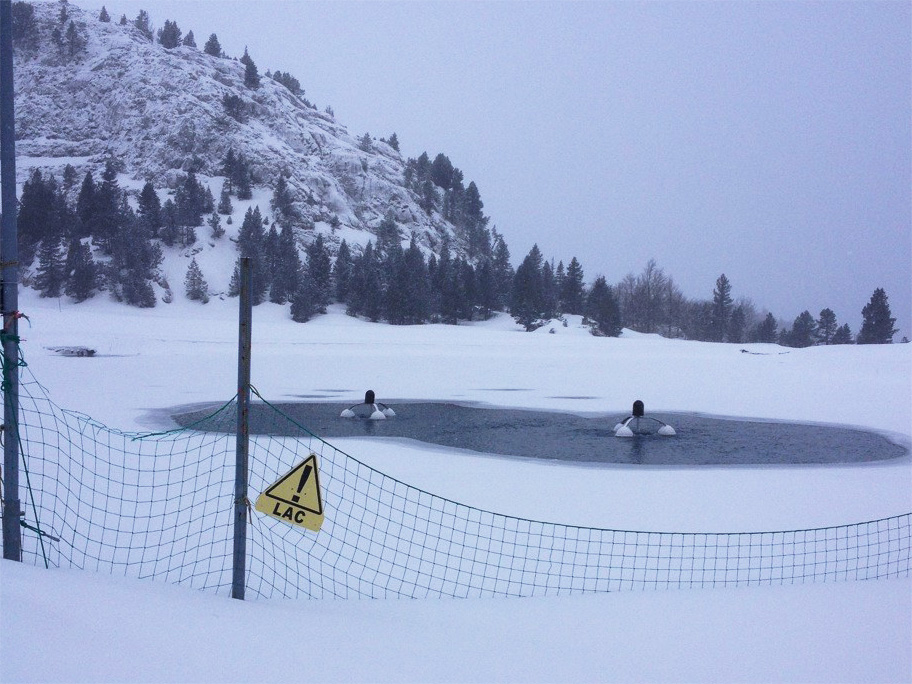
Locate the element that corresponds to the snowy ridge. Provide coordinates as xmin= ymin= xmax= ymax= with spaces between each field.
xmin=14 ymin=2 xmax=460 ymax=260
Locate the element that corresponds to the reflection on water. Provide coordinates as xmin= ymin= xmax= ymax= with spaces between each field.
xmin=173 ymin=402 xmax=908 ymax=466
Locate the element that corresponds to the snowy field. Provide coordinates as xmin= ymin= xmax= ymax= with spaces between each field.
xmin=2 ymin=288 xmax=911 ymax=683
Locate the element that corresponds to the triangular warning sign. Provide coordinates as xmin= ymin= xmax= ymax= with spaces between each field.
xmin=255 ymin=454 xmax=325 ymax=532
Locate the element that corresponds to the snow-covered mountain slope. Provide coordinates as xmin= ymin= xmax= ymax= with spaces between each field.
xmin=13 ymin=2 xmax=459 ymax=259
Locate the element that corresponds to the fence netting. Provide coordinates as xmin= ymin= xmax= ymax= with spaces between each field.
xmin=8 ymin=366 xmax=911 ymax=599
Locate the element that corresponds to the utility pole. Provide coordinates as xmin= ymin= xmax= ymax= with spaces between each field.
xmin=231 ymin=257 xmax=252 ymax=599
xmin=1 ymin=0 xmax=23 ymax=562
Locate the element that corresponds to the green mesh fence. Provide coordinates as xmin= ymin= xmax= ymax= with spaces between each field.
xmin=6 ymin=364 xmax=911 ymax=599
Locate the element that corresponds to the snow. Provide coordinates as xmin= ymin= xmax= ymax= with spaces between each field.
xmin=2 ymin=287 xmax=910 ymax=682
xmin=3 ymin=561 xmax=909 ymax=684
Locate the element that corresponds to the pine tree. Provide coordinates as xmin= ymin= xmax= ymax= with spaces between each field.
xmin=93 ymin=161 xmax=125 ymax=252
xmin=262 ymin=223 xmax=278 ymax=275
xmin=430 ymin=154 xmax=454 ymax=190
xmin=137 ymin=181 xmax=162 ymax=237
xmin=208 ymin=212 xmax=224 ymax=239
xmin=454 ymin=258 xmax=477 ymax=321
xmin=204 ymin=33 xmax=222 ymax=57
xmin=434 ymin=243 xmax=460 ymax=323
xmin=75 ymin=171 xmax=96 ymax=238
xmin=816 ymin=308 xmax=838 ymax=345
xmin=160 ymin=200 xmax=180 ymax=247
xmin=272 ymin=70 xmax=303 ymax=97
xmin=560 ymin=257 xmax=585 ymax=315
xmin=203 ymin=185 xmax=215 ymax=214
xmin=383 ymin=243 xmax=408 ymax=325
xmin=240 ymin=47 xmax=260 ymax=89
xmin=107 ymin=213 xmax=161 ymax=308
xmin=376 ymin=212 xmax=400 ymax=255
xmin=403 ymin=238 xmax=431 ymax=323
xmin=182 ymin=30 xmax=196 ymax=48
xmin=348 ymin=242 xmax=383 ymax=321
xmin=11 ymin=2 xmax=40 ymax=52
xmin=217 ymin=184 xmax=234 ymax=215
xmin=221 ymin=149 xmax=237 ymax=190
xmin=490 ymin=230 xmax=514 ymax=311
xmin=51 ymin=26 xmax=64 ymax=55
xmin=290 ymin=270 xmax=319 ymax=323
xmin=237 ymin=206 xmax=268 ymax=304
xmin=754 ymin=312 xmax=778 ymax=343
xmin=358 ymin=132 xmax=372 ymax=153
xmin=685 ymin=300 xmax=714 ymax=341
xmin=419 ymin=178 xmax=437 ymax=214
xmin=18 ymin=170 xmax=60 ymax=264
xmin=64 ymin=240 xmax=97 ymax=303
xmin=269 ymin=225 xmax=301 ymax=305
xmin=34 ymin=236 xmax=66 ymax=298
xmin=541 ymin=260 xmax=558 ymax=319
xmin=728 ymin=305 xmax=747 ymax=344
xmin=236 ymin=164 xmax=253 ymax=200
xmin=184 ymin=258 xmax=209 ymax=303
xmin=65 ymin=20 xmax=84 ymax=58
xmin=462 ymin=181 xmax=490 ymax=261
xmin=785 ymin=311 xmax=817 ymax=348
xmin=133 ymin=9 xmax=153 ymax=41
xmin=586 ymin=276 xmax=622 ymax=337
xmin=99 ymin=6 xmax=110 ymax=22
xmin=305 ymin=234 xmax=332 ymax=311
xmin=511 ymin=244 xmax=545 ymax=331
xmin=832 ymin=323 xmax=854 ymax=345
xmin=711 ymin=274 xmax=733 ymax=342
xmin=222 ymin=94 xmax=247 ymax=123
xmin=387 ymin=132 xmax=400 ymax=152
xmin=857 ymin=288 xmax=897 ymax=344
xmin=175 ymin=171 xmax=205 ymax=228
xmin=62 ymin=164 xmax=78 ymax=192
xmin=270 ymin=175 xmax=296 ymax=226
xmin=157 ymin=20 xmax=182 ymax=48
xmin=443 ymin=173 xmax=465 ymax=224
xmin=475 ymin=261 xmax=497 ymax=320
xmin=183 ymin=224 xmax=197 ymax=248
xmin=332 ymin=239 xmax=354 ymax=304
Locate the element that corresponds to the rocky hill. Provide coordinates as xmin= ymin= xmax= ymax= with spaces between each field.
xmin=12 ymin=1 xmax=477 ymax=268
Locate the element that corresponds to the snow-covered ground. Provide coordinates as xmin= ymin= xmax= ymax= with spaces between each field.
xmin=2 ymin=288 xmax=910 ymax=683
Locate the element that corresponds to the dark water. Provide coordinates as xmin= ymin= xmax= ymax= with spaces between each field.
xmin=172 ymin=401 xmax=908 ymax=466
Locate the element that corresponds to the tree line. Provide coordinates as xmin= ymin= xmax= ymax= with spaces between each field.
xmin=17 ymin=162 xmax=901 ymax=344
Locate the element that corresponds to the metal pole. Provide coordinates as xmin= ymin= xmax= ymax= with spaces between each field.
xmin=231 ymin=257 xmax=252 ymax=599
xmin=0 ymin=0 xmax=23 ymax=562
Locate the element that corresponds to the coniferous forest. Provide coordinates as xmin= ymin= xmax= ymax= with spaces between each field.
xmin=18 ymin=159 xmax=901 ymax=346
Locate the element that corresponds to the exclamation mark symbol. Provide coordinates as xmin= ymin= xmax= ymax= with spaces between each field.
xmin=291 ymin=465 xmax=312 ymax=504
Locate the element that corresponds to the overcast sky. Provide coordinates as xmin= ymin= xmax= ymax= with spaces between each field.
xmin=73 ymin=0 xmax=911 ymax=338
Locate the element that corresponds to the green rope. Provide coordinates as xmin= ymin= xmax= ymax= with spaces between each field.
xmin=20 ymin=519 xmax=59 ymax=542
xmin=248 ymin=384 xmax=325 ymax=442
xmin=1 ymin=332 xmax=50 ymax=568
xmin=130 ymin=395 xmax=239 ymax=441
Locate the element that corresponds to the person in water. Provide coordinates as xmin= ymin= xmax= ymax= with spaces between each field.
xmin=339 ymin=390 xmax=396 ymax=420
xmin=614 ymin=399 xmax=675 ymax=436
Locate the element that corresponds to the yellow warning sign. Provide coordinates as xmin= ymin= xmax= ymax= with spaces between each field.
xmin=255 ymin=454 xmax=324 ymax=532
